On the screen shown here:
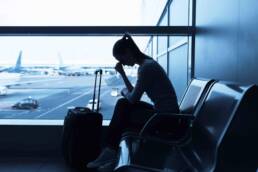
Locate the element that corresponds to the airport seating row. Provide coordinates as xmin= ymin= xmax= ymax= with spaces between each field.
xmin=114 ymin=78 xmax=258 ymax=172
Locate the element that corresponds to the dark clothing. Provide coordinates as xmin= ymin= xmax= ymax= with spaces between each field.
xmin=107 ymin=59 xmax=180 ymax=150
xmin=107 ymin=98 xmax=156 ymax=149
xmin=124 ymin=59 xmax=179 ymax=113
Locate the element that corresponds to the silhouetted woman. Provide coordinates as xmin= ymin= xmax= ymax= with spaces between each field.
xmin=87 ymin=34 xmax=179 ymax=171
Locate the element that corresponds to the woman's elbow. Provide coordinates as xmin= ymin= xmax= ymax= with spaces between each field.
xmin=125 ymin=92 xmax=141 ymax=104
xmin=125 ymin=95 xmax=137 ymax=104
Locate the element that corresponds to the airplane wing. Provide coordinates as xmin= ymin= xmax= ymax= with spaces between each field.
xmin=0 ymin=72 xmax=21 ymax=95
xmin=0 ymin=72 xmax=21 ymax=87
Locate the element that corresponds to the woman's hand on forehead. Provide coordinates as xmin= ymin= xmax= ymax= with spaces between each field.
xmin=115 ymin=62 xmax=125 ymax=74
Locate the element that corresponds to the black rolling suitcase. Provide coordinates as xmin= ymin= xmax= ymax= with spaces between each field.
xmin=62 ymin=69 xmax=103 ymax=169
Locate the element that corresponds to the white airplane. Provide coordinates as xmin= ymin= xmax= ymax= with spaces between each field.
xmin=57 ymin=54 xmax=117 ymax=76
xmin=0 ymin=51 xmax=58 ymax=95
xmin=0 ymin=72 xmax=21 ymax=95
xmin=0 ymin=51 xmax=22 ymax=73
xmin=58 ymin=65 xmax=90 ymax=76
xmin=0 ymin=52 xmax=23 ymax=95
xmin=58 ymin=65 xmax=116 ymax=76
xmin=1 ymin=51 xmax=60 ymax=76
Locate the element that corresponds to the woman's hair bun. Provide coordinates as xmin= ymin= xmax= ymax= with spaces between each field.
xmin=122 ymin=33 xmax=131 ymax=40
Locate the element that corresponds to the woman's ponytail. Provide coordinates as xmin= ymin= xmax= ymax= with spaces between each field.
xmin=113 ymin=33 xmax=142 ymax=59
xmin=122 ymin=33 xmax=131 ymax=41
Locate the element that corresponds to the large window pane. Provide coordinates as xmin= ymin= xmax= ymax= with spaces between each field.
xmin=156 ymin=9 xmax=168 ymax=75
xmin=169 ymin=0 xmax=190 ymax=46
xmin=158 ymin=11 xmax=168 ymax=54
xmin=0 ymin=36 xmax=149 ymax=120
xmin=168 ymin=42 xmax=188 ymax=102
xmin=157 ymin=54 xmax=167 ymax=73
xmin=0 ymin=0 xmax=171 ymax=26
xmin=169 ymin=0 xmax=190 ymax=26
xmin=153 ymin=36 xmax=158 ymax=60
xmin=145 ymin=41 xmax=153 ymax=57
xmin=140 ymin=0 xmax=167 ymax=25
xmin=158 ymin=36 xmax=168 ymax=55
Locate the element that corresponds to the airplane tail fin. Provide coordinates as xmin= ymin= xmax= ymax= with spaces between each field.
xmin=58 ymin=52 xmax=64 ymax=69
xmin=14 ymin=51 xmax=22 ymax=72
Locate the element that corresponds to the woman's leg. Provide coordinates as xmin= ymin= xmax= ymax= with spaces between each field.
xmin=106 ymin=98 xmax=155 ymax=150
xmin=128 ymin=101 xmax=156 ymax=129
xmin=106 ymin=98 xmax=133 ymax=149
xmin=87 ymin=98 xmax=131 ymax=169
xmin=87 ymin=98 xmax=155 ymax=169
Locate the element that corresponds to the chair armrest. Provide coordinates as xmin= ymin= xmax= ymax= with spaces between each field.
xmin=156 ymin=113 xmax=195 ymax=120
xmin=139 ymin=113 xmax=195 ymax=138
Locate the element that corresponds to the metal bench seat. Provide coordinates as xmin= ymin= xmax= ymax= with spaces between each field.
xmin=114 ymin=81 xmax=257 ymax=172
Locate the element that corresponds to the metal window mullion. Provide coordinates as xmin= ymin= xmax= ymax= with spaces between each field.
xmin=190 ymin=0 xmax=196 ymax=80
xmin=167 ymin=1 xmax=170 ymax=76
xmin=0 ymin=26 xmax=194 ymax=36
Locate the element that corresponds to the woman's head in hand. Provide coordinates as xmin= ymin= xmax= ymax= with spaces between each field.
xmin=112 ymin=33 xmax=143 ymax=66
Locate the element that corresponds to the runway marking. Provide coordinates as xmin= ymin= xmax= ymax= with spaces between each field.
xmin=10 ymin=78 xmax=63 ymax=87
xmin=8 ymin=111 xmax=29 ymax=118
xmin=100 ymin=90 xmax=111 ymax=98
xmin=36 ymin=89 xmax=93 ymax=118
xmin=35 ymin=88 xmax=110 ymax=119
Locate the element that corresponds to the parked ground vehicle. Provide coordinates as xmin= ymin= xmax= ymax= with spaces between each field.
xmin=12 ymin=97 xmax=39 ymax=110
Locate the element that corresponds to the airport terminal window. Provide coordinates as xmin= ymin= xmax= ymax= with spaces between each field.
xmin=0 ymin=0 xmax=194 ymax=122
xmin=157 ymin=10 xmax=168 ymax=55
xmin=0 ymin=0 xmax=146 ymax=26
xmin=140 ymin=0 xmax=168 ymax=25
xmin=168 ymin=37 xmax=189 ymax=102
xmin=152 ymin=36 xmax=158 ymax=60
xmin=158 ymin=35 xmax=168 ymax=56
xmin=169 ymin=0 xmax=190 ymax=46
xmin=157 ymin=54 xmax=168 ymax=73
xmin=169 ymin=0 xmax=190 ymax=26
xmin=0 ymin=36 xmax=150 ymax=120
xmin=146 ymin=41 xmax=153 ymax=57
xmin=157 ymin=8 xmax=168 ymax=72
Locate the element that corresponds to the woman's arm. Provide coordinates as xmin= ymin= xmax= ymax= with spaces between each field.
xmin=121 ymin=66 xmax=147 ymax=104
xmin=115 ymin=63 xmax=134 ymax=92
xmin=120 ymin=71 xmax=134 ymax=92
xmin=115 ymin=62 xmax=147 ymax=103
xmin=123 ymin=78 xmax=144 ymax=104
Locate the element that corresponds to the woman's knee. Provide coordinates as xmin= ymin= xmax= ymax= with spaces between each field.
xmin=112 ymin=98 xmax=131 ymax=121
xmin=113 ymin=98 xmax=132 ymax=115
xmin=116 ymin=98 xmax=130 ymax=107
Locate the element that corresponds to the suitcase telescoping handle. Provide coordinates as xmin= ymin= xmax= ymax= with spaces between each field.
xmin=92 ymin=69 xmax=102 ymax=112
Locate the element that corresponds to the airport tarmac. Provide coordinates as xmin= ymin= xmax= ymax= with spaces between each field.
xmin=0 ymin=75 xmax=121 ymax=120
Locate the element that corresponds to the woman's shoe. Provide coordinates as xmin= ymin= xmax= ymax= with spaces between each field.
xmin=97 ymin=159 xmax=118 ymax=172
xmin=87 ymin=147 xmax=117 ymax=169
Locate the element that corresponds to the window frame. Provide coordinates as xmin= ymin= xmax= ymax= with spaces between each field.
xmin=0 ymin=0 xmax=196 ymax=125
xmin=0 ymin=26 xmax=193 ymax=36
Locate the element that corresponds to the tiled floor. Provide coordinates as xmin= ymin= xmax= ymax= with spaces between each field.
xmin=0 ymin=156 xmax=95 ymax=172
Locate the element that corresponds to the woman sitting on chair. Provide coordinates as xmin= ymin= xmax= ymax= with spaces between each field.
xmin=87 ymin=34 xmax=179 ymax=171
